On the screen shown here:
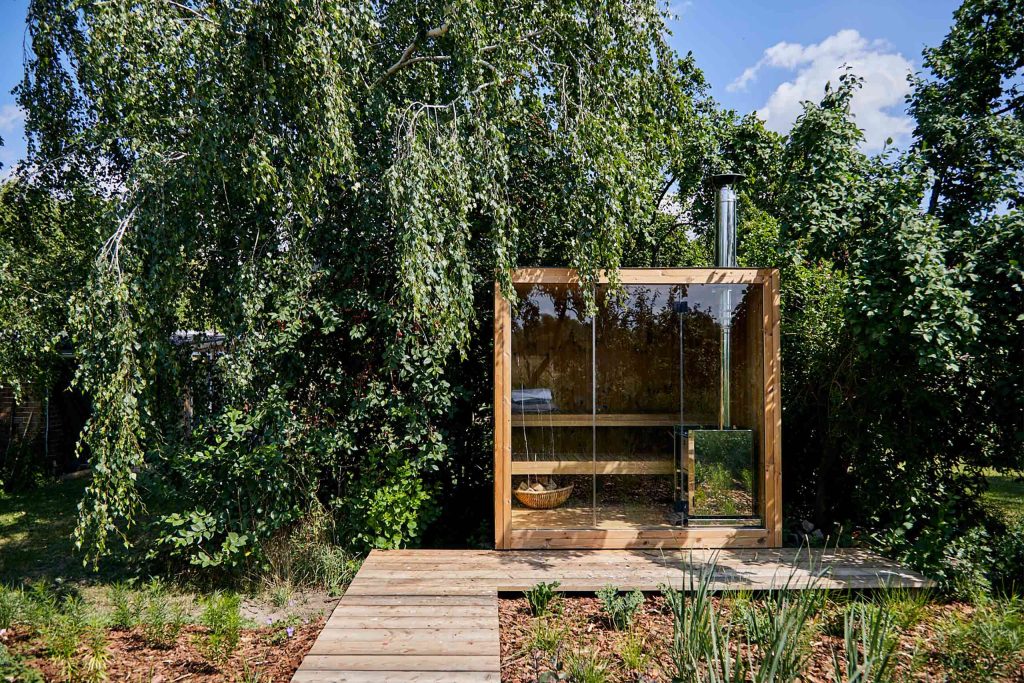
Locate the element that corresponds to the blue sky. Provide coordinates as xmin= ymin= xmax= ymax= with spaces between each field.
xmin=0 ymin=0 xmax=961 ymax=172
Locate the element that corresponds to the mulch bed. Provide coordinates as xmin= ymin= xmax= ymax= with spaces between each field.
xmin=3 ymin=620 xmax=323 ymax=682
xmin=499 ymin=594 xmax=1016 ymax=683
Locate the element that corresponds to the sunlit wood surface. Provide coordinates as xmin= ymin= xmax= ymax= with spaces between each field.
xmin=293 ymin=547 xmax=931 ymax=681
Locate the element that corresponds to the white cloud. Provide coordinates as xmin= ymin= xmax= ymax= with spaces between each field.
xmin=0 ymin=104 xmax=25 ymax=133
xmin=728 ymin=29 xmax=913 ymax=152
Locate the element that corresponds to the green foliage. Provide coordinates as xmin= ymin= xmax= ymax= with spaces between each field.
xmin=107 ymin=582 xmax=141 ymax=630
xmin=0 ymin=585 xmax=23 ymax=630
xmin=0 ymin=643 xmax=44 ymax=683
xmin=197 ymin=592 xmax=243 ymax=665
xmin=832 ymin=603 xmax=898 ymax=683
xmin=933 ymin=597 xmax=1024 ymax=681
xmin=616 ymin=630 xmax=649 ymax=674
xmin=14 ymin=0 xmax=718 ymax=564
xmin=564 ymin=648 xmax=610 ymax=683
xmin=524 ymin=581 xmax=562 ymax=617
xmin=596 ymin=585 xmax=644 ymax=631
xmin=663 ymin=568 xmax=747 ymax=683
xmin=528 ymin=617 xmax=564 ymax=655
xmin=139 ymin=581 xmax=187 ymax=649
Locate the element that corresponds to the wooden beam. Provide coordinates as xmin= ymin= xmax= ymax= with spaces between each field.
xmin=511 ymin=460 xmax=674 ymax=475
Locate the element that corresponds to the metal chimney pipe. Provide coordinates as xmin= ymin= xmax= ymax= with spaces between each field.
xmin=711 ymin=173 xmax=743 ymax=429
xmin=712 ymin=173 xmax=743 ymax=268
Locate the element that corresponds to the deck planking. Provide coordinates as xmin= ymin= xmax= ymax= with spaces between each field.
xmin=293 ymin=548 xmax=931 ymax=681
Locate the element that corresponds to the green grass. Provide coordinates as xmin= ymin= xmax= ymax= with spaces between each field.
xmin=0 ymin=478 xmax=95 ymax=581
xmin=982 ymin=469 xmax=1024 ymax=523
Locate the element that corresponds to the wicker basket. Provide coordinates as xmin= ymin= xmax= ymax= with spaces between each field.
xmin=514 ymin=484 xmax=574 ymax=509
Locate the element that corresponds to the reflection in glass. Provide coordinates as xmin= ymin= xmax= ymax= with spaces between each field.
xmin=508 ymin=279 xmax=764 ymax=531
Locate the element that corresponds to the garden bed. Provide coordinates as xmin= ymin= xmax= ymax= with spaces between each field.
xmin=2 ymin=620 xmax=322 ymax=681
xmin=499 ymin=592 xmax=1024 ymax=682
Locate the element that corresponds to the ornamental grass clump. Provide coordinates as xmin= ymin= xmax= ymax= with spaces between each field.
xmin=831 ymin=602 xmax=898 ymax=683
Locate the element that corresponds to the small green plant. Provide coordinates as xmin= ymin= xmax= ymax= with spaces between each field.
xmin=107 ymin=582 xmax=141 ymax=630
xmin=875 ymin=586 xmax=930 ymax=629
xmin=596 ymin=585 xmax=644 ymax=630
xmin=0 ymin=585 xmax=23 ymax=630
xmin=564 ymin=648 xmax=609 ymax=683
xmin=80 ymin=625 xmax=111 ymax=683
xmin=139 ymin=582 xmax=187 ymax=648
xmin=832 ymin=602 xmax=898 ymax=683
xmin=239 ymin=661 xmax=267 ymax=683
xmin=42 ymin=598 xmax=88 ymax=683
xmin=617 ymin=630 xmax=649 ymax=674
xmin=268 ymin=580 xmax=293 ymax=610
xmin=664 ymin=561 xmax=747 ymax=683
xmin=528 ymin=617 xmax=564 ymax=655
xmin=197 ymin=592 xmax=243 ymax=665
xmin=0 ymin=643 xmax=45 ymax=683
xmin=744 ymin=587 xmax=823 ymax=682
xmin=524 ymin=581 xmax=562 ymax=617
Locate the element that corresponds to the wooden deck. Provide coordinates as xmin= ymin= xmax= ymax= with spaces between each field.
xmin=293 ymin=547 xmax=931 ymax=682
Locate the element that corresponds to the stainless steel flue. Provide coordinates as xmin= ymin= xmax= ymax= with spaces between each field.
xmin=712 ymin=173 xmax=743 ymax=429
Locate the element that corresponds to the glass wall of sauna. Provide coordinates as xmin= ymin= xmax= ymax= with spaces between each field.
xmin=510 ymin=281 xmax=764 ymax=530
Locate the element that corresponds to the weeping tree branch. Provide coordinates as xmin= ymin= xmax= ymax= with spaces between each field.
xmin=372 ymin=23 xmax=451 ymax=88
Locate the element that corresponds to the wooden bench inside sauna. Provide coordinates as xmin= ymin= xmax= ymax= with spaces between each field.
xmin=493 ymin=176 xmax=782 ymax=549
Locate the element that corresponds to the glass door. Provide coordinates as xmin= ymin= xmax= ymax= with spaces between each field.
xmin=509 ymin=282 xmax=593 ymax=529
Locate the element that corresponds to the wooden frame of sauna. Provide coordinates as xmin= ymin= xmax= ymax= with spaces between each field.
xmin=494 ymin=268 xmax=782 ymax=550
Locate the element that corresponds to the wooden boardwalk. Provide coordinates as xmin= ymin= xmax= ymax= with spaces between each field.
xmin=293 ymin=548 xmax=931 ymax=682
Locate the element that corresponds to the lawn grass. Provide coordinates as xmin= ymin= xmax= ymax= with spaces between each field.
xmin=983 ymin=469 xmax=1024 ymax=524
xmin=0 ymin=477 xmax=97 ymax=582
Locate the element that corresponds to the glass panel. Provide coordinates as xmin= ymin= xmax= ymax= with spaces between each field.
xmin=510 ymin=282 xmax=593 ymax=529
xmin=685 ymin=284 xmax=763 ymax=526
xmin=594 ymin=284 xmax=682 ymax=528
xmin=591 ymin=282 xmax=764 ymax=529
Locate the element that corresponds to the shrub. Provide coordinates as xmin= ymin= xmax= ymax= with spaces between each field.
xmin=743 ymin=588 xmax=823 ymax=681
xmin=524 ymin=581 xmax=561 ymax=617
xmin=875 ymin=586 xmax=930 ymax=629
xmin=80 ymin=625 xmax=111 ymax=683
xmin=41 ymin=597 xmax=88 ymax=682
xmin=596 ymin=586 xmax=644 ymax=631
xmin=664 ymin=566 xmax=747 ymax=683
xmin=197 ymin=592 xmax=243 ymax=665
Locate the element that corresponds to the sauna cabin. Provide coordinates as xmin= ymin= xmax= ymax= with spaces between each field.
xmin=492 ymin=267 xmax=781 ymax=549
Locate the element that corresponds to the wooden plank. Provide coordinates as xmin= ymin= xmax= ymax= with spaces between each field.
xmin=511 ymin=413 xmax=714 ymax=427
xmin=298 ymin=655 xmax=499 ymax=672
xmin=336 ymin=594 xmax=497 ymax=607
xmin=494 ymin=283 xmax=509 ymax=550
xmin=324 ymin=616 xmax=495 ymax=630
xmin=511 ymin=460 xmax=674 ymax=475
xmin=769 ymin=269 xmax=783 ymax=546
xmin=309 ymin=635 xmax=497 ymax=656
xmin=328 ymin=605 xmax=496 ymax=617
xmin=293 ymin=673 xmax=499 ymax=683
xmin=511 ymin=268 xmax=771 ymax=285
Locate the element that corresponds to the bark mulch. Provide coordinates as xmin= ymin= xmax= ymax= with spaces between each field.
xmin=499 ymin=594 xmax=1021 ymax=683
xmin=3 ymin=619 xmax=322 ymax=682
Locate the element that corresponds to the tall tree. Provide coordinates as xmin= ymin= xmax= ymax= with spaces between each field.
xmin=16 ymin=0 xmax=715 ymax=564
